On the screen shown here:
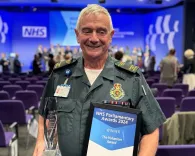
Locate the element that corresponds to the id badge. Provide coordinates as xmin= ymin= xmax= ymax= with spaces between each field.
xmin=54 ymin=85 xmax=71 ymax=98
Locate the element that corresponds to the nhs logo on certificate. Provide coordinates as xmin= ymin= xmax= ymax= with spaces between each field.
xmin=86 ymin=103 xmax=141 ymax=156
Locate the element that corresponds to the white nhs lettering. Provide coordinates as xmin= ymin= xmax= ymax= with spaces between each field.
xmin=22 ymin=26 xmax=47 ymax=38
xmin=96 ymin=111 xmax=105 ymax=116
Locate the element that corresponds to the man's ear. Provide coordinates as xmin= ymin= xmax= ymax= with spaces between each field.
xmin=109 ymin=30 xmax=115 ymax=43
xmin=75 ymin=29 xmax=80 ymax=43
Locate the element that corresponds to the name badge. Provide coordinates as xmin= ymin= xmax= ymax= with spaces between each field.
xmin=54 ymin=84 xmax=71 ymax=98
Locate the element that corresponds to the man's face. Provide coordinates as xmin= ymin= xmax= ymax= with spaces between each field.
xmin=75 ymin=13 xmax=114 ymax=59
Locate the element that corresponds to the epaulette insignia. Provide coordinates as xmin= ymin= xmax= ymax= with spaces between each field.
xmin=115 ymin=61 xmax=139 ymax=73
xmin=54 ymin=61 xmax=66 ymax=69
xmin=54 ymin=62 xmax=61 ymax=69
xmin=54 ymin=59 xmax=76 ymax=70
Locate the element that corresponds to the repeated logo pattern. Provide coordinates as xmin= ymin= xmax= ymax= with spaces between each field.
xmin=145 ymin=14 xmax=179 ymax=51
xmin=0 ymin=16 xmax=8 ymax=44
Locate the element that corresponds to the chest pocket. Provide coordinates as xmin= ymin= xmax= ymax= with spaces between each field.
xmin=56 ymin=98 xmax=76 ymax=135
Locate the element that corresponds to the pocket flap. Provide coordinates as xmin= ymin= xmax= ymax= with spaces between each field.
xmin=56 ymin=98 xmax=76 ymax=112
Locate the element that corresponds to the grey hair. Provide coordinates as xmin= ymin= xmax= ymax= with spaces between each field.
xmin=76 ymin=4 xmax=113 ymax=32
xmin=184 ymin=49 xmax=194 ymax=59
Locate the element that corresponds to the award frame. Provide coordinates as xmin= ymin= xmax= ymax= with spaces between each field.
xmin=84 ymin=103 xmax=142 ymax=156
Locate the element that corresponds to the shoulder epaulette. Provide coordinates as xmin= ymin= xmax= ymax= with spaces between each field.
xmin=115 ymin=61 xmax=139 ymax=73
xmin=54 ymin=59 xmax=77 ymax=70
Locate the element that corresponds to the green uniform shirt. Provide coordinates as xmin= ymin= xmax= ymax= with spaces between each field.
xmin=39 ymin=56 xmax=166 ymax=156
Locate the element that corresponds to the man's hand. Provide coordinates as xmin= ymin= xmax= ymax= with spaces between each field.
xmin=33 ymin=115 xmax=45 ymax=156
xmin=33 ymin=139 xmax=45 ymax=156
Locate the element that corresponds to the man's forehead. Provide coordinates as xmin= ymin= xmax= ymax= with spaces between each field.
xmin=82 ymin=13 xmax=107 ymax=19
xmin=79 ymin=13 xmax=110 ymax=29
xmin=81 ymin=25 xmax=108 ymax=30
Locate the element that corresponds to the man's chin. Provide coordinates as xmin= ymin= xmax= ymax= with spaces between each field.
xmin=87 ymin=53 xmax=101 ymax=58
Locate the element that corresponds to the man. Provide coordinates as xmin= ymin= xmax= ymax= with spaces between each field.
xmin=132 ymin=47 xmax=138 ymax=65
xmin=48 ymin=44 xmax=56 ymax=56
xmin=0 ymin=53 xmax=9 ymax=73
xmin=36 ymin=45 xmax=43 ymax=54
xmin=64 ymin=52 xmax=73 ymax=64
xmin=13 ymin=53 xmax=22 ymax=74
xmin=48 ymin=53 xmax=56 ymax=75
xmin=33 ymin=4 xmax=165 ymax=156
xmin=160 ymin=49 xmax=179 ymax=87
xmin=65 ymin=46 xmax=73 ymax=54
xmin=42 ymin=47 xmax=49 ymax=71
xmin=72 ymin=47 xmax=81 ymax=59
xmin=182 ymin=49 xmax=195 ymax=91
xmin=55 ymin=44 xmax=61 ymax=55
xmin=137 ymin=47 xmax=143 ymax=57
xmin=144 ymin=52 xmax=149 ymax=69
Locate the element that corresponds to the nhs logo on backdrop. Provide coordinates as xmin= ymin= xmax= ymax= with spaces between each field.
xmin=22 ymin=26 xmax=47 ymax=38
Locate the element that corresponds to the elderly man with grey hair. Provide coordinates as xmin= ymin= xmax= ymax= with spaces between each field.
xmin=33 ymin=4 xmax=165 ymax=156
xmin=182 ymin=49 xmax=195 ymax=90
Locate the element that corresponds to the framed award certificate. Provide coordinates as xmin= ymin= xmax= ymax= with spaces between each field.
xmin=84 ymin=103 xmax=141 ymax=156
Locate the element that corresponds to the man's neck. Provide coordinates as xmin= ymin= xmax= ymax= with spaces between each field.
xmin=84 ymin=54 xmax=108 ymax=69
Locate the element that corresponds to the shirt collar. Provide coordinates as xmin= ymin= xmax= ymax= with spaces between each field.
xmin=71 ymin=57 xmax=84 ymax=77
xmin=71 ymin=55 xmax=126 ymax=80
xmin=100 ymin=56 xmax=126 ymax=81
xmin=100 ymin=56 xmax=115 ymax=81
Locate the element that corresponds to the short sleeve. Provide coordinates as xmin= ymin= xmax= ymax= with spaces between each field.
xmin=136 ymin=71 xmax=166 ymax=135
xmin=38 ymin=72 xmax=55 ymax=118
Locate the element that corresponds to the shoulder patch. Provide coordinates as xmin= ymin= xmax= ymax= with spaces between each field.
xmin=115 ymin=61 xmax=139 ymax=73
xmin=54 ymin=62 xmax=61 ymax=69
xmin=54 ymin=59 xmax=77 ymax=70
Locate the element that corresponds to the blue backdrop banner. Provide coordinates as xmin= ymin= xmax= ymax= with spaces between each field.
xmin=12 ymin=12 xmax=50 ymax=71
xmin=50 ymin=12 xmax=144 ymax=53
xmin=0 ymin=11 xmax=12 ymax=56
xmin=50 ymin=11 xmax=80 ymax=46
xmin=111 ymin=13 xmax=144 ymax=53
xmin=144 ymin=6 xmax=184 ymax=69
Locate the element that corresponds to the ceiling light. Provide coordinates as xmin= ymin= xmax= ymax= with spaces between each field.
xmin=99 ymin=0 xmax=106 ymax=3
xmin=51 ymin=0 xmax=58 ymax=2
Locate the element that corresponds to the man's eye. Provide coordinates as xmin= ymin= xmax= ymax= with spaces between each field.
xmin=98 ymin=31 xmax=106 ymax=35
xmin=82 ymin=29 xmax=92 ymax=34
xmin=84 ymin=31 xmax=90 ymax=33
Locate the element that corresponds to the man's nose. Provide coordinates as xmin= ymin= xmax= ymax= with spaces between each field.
xmin=89 ymin=32 xmax=99 ymax=44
